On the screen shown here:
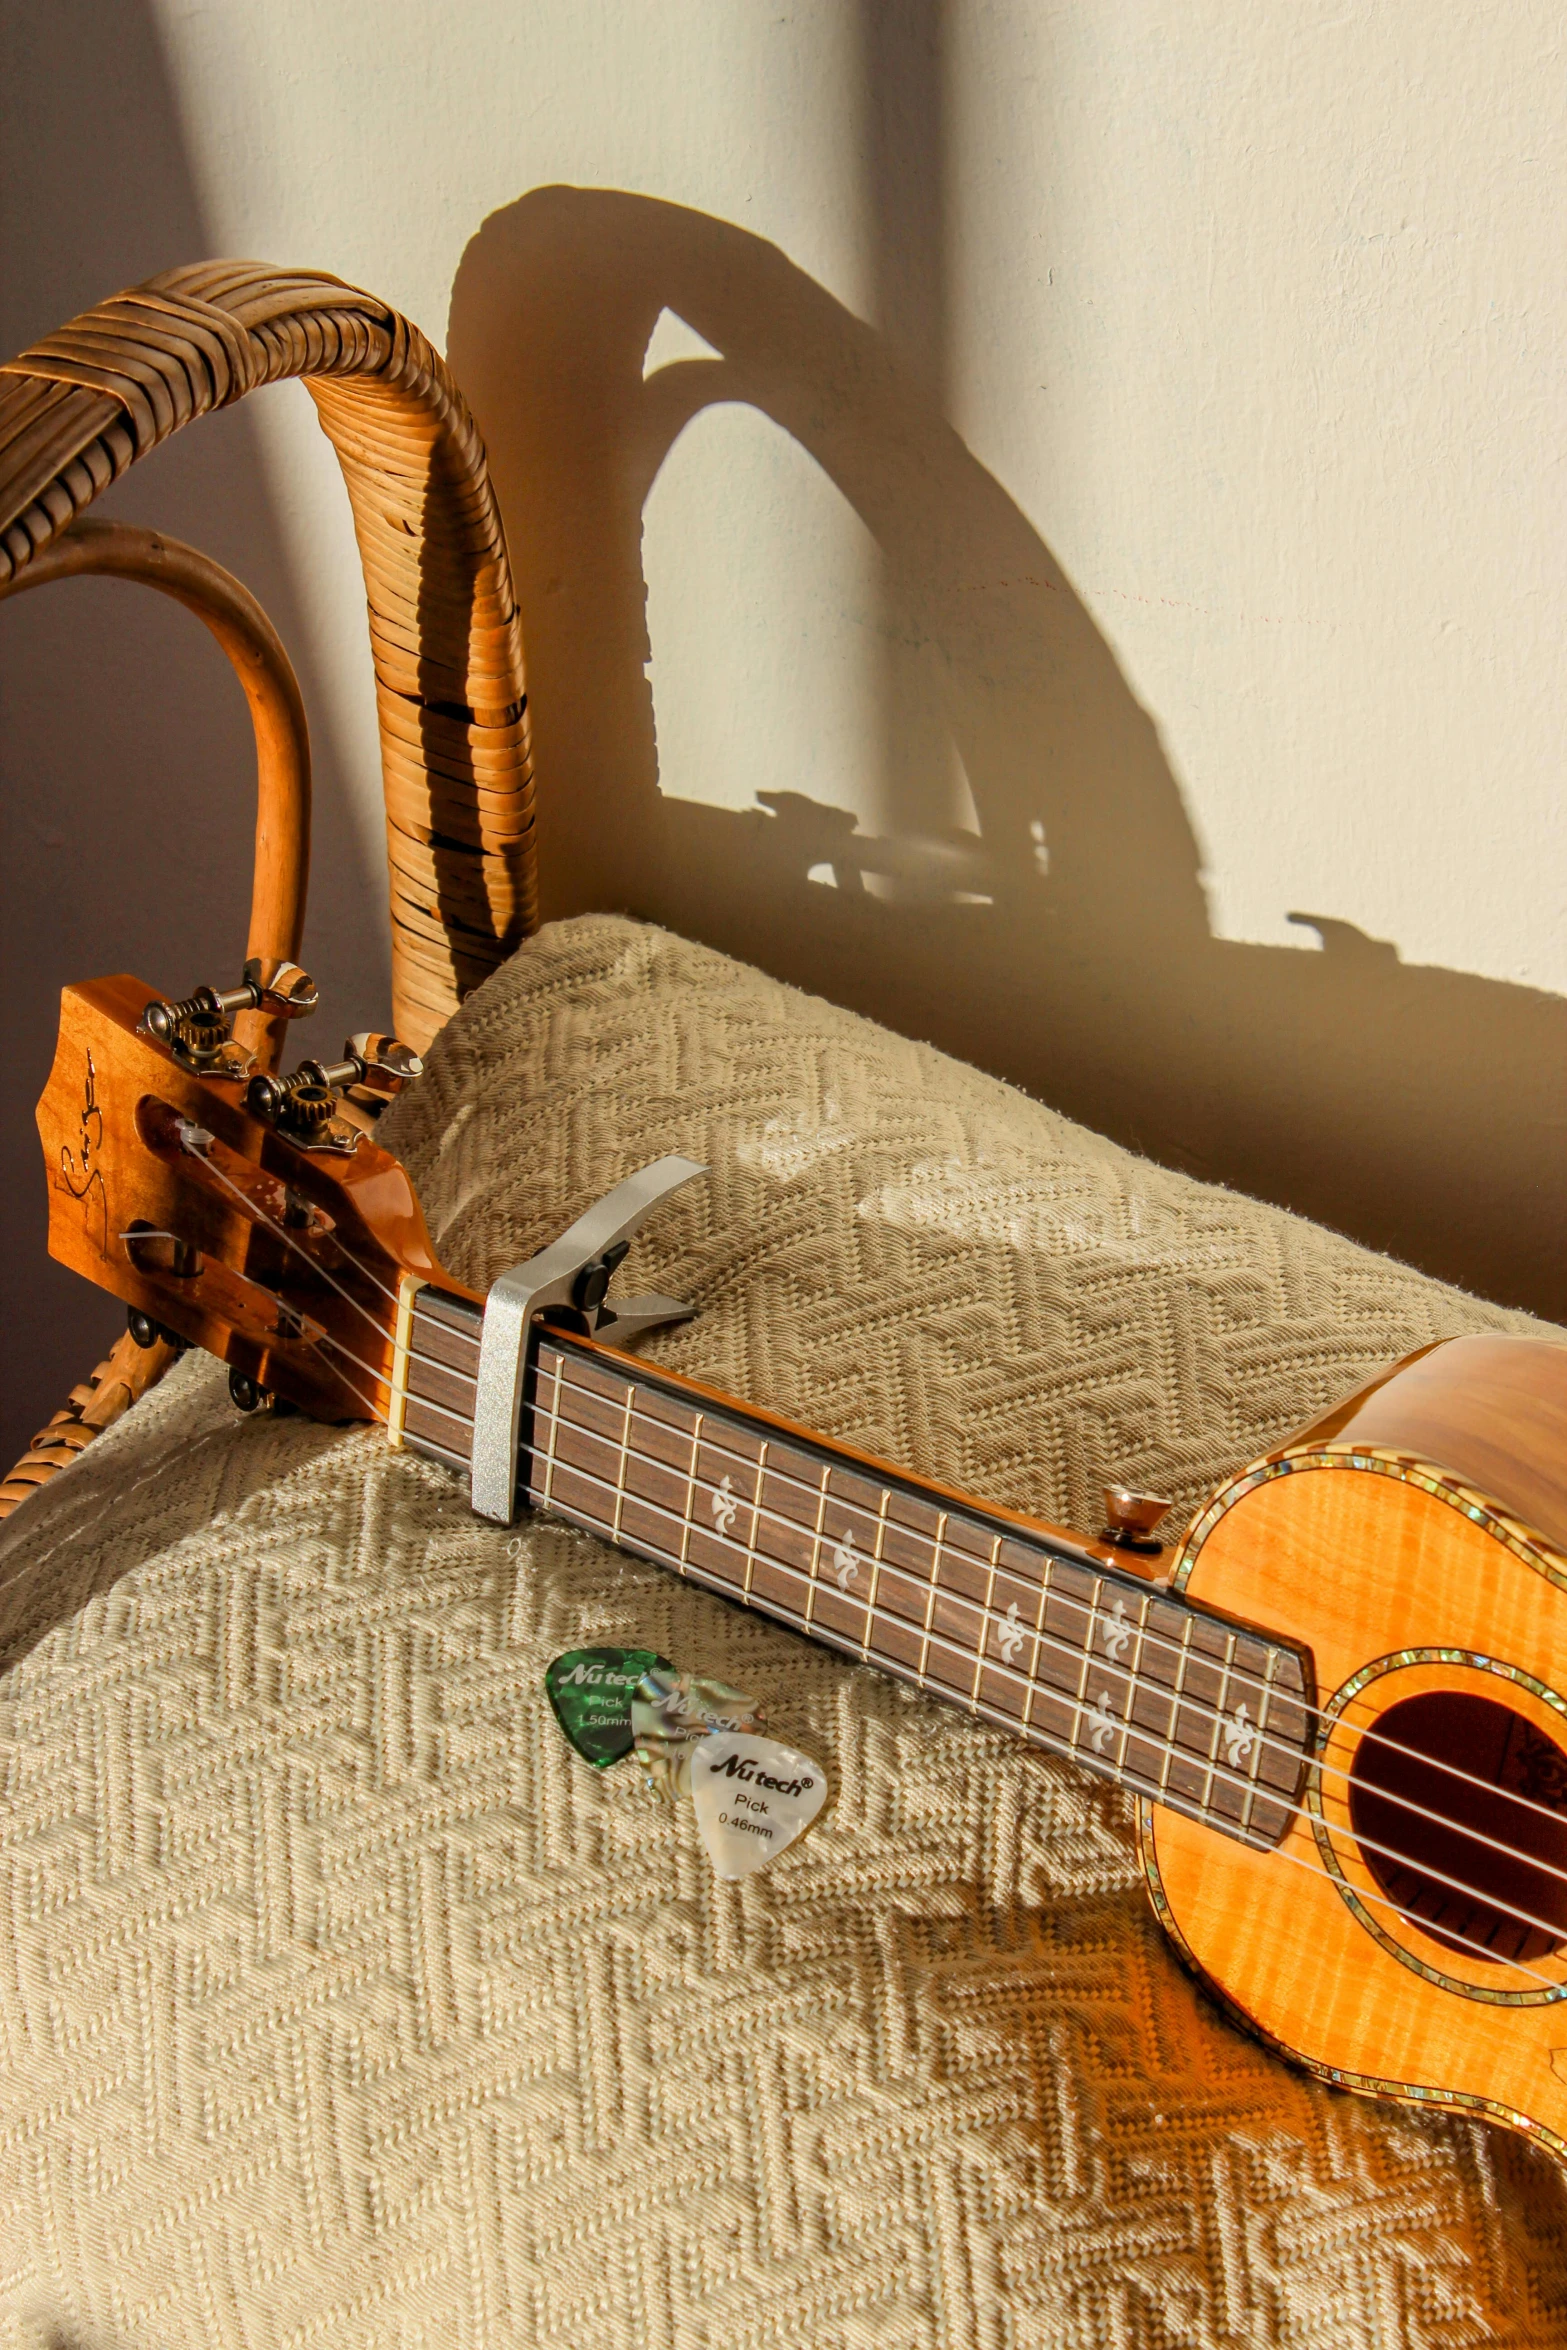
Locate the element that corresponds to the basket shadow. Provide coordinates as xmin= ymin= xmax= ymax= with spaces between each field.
xmin=448 ymin=186 xmax=1564 ymax=1324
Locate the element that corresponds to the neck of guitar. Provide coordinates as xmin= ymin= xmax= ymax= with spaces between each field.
xmin=391 ymin=1280 xmax=1312 ymax=1850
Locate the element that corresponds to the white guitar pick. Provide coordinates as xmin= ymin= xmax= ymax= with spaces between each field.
xmin=688 ymin=1731 xmax=827 ymax=1879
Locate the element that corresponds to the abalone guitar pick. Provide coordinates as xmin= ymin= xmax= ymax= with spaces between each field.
xmin=689 ymin=1731 xmax=827 ymax=1879
xmin=632 ymin=1665 xmax=766 ymax=1803
xmin=545 ymin=1647 xmax=671 ymax=1768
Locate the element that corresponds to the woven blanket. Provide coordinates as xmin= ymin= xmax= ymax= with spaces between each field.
xmin=1 ymin=914 xmax=1562 ymax=2348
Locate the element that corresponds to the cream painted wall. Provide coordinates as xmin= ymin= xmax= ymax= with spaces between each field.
xmin=3 ymin=1 xmax=1563 ymax=1461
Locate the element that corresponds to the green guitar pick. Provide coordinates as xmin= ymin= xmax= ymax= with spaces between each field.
xmin=545 ymin=1647 xmax=672 ymax=1768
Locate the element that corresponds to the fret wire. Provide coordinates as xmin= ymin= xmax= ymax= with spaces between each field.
xmin=544 ymin=1493 xmax=1567 ymax=1981
xmin=523 ymin=1367 xmax=1308 ymax=1792
xmin=533 ymin=1353 xmax=1303 ymax=1727
xmin=654 ymin=1500 xmax=1231 ymax=1810
xmin=611 ymin=1383 xmax=637 ymax=1543
xmin=521 ymin=1438 xmax=1339 ymax=1864
xmin=678 ymin=1413 xmax=704 ymax=1576
xmin=1201 ymin=1631 xmax=1240 ymax=1815
xmin=521 ymin=1372 xmax=1306 ymax=1776
xmin=542 ymin=1351 xmax=563 ymax=1510
xmin=624 ymin=1509 xmax=1562 ymax=1979
xmin=1241 ymin=1647 xmax=1281 ymax=1837
xmin=518 ymin=1414 xmax=1567 ymax=1970
xmin=531 ymin=1367 xmax=1086 ymax=1673
xmin=969 ymin=1532 xmax=1002 ymax=1715
xmin=513 ymin=1371 xmax=1567 ymax=1924
xmin=915 ymin=1511 xmax=949 ymax=1689
xmin=1115 ymin=1587 xmax=1153 ymax=1779
xmin=411 ymin=1332 xmax=1295 ymax=1820
xmin=426 ymin=1346 xmax=1559 ymax=1906
xmin=742 ymin=1443 xmax=768 ymax=1603
xmin=861 ymin=1491 xmax=891 ymax=1663
xmin=1159 ymin=1616 xmax=1195 ymax=1800
xmin=534 ymin=1411 xmax=1055 ymax=1708
xmin=1072 ymin=1576 xmax=1102 ymax=1759
xmin=536 ymin=1358 xmax=1039 ymax=1603
xmin=803 ymin=1459 xmax=832 ymax=1633
xmin=1020 ymin=1553 xmax=1052 ymax=1735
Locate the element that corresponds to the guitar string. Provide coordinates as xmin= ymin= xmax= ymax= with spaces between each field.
xmin=305 ymin=1329 xmax=392 ymax=1422
xmin=188 ymin=1138 xmax=406 ymax=1340
xmin=404 ymin=1311 xmax=1567 ymax=1871
xmin=407 ymin=1317 xmax=1567 ymax=1845
xmin=503 ymin=1353 xmax=1567 ymax=1886
xmin=507 ymin=1415 xmax=1567 ymax=1986
xmin=179 ymin=1117 xmax=409 ymax=1318
xmin=60 ymin=1261 xmax=1567 ymax=1954
xmin=114 ymin=1139 xmax=398 ymax=1429
xmin=106 ymin=1124 xmax=1567 ymax=1923
xmin=389 ymin=1259 xmax=1567 ymax=1861
xmin=148 ymin=1120 xmax=1567 ymax=1856
xmin=509 ymin=1382 xmax=1567 ymax=1969
xmin=20 ymin=1159 xmax=1562 ymax=1983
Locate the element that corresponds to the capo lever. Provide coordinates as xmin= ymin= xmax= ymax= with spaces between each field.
xmin=470 ymin=1156 xmax=706 ymax=1524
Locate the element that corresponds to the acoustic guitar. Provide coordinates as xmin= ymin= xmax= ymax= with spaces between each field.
xmin=31 ymin=964 xmax=1567 ymax=2163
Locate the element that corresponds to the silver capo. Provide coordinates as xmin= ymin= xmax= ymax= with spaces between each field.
xmin=470 ymin=1156 xmax=706 ymax=1523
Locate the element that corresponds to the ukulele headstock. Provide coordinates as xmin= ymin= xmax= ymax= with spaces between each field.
xmin=35 ymin=969 xmax=456 ymax=1424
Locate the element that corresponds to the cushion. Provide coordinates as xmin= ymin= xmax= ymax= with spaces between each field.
xmin=2 ymin=913 xmax=1563 ymax=2349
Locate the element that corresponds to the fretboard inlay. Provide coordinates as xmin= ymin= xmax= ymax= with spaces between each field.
xmin=399 ymin=1289 xmax=1313 ymax=1850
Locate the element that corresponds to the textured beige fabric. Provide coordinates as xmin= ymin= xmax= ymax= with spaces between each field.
xmin=1 ymin=912 xmax=1563 ymax=2349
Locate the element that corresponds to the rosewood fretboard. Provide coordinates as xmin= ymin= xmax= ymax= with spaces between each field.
xmin=397 ymin=1284 xmax=1313 ymax=1850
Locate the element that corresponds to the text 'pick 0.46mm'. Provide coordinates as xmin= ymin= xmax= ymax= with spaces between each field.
xmin=689 ymin=1731 xmax=827 ymax=1879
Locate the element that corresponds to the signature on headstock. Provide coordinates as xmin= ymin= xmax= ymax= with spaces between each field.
xmin=57 ymin=1047 xmax=107 ymax=1256
xmin=36 ymin=969 xmax=444 ymax=1425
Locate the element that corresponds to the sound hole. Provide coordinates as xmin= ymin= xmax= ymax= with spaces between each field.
xmin=1349 ymin=1692 xmax=1567 ymax=1965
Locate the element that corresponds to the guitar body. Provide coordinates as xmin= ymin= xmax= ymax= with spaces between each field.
xmin=25 ymin=964 xmax=1567 ymax=2161
xmin=1143 ymin=1334 xmax=1567 ymax=2156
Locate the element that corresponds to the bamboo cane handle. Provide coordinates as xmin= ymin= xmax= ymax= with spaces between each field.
xmin=0 ymin=262 xmax=537 ymax=1051
xmin=0 ymin=517 xmax=310 ymax=1069
xmin=0 ymin=1330 xmax=179 ymax=1523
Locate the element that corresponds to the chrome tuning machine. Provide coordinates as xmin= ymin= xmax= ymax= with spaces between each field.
xmin=142 ymin=957 xmax=320 ymax=1077
xmin=247 ymin=1031 xmax=425 ymax=1152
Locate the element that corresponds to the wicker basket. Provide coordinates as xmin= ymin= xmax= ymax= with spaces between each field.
xmin=0 ymin=262 xmax=539 ymax=1514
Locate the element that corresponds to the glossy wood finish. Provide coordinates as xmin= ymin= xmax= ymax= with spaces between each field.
xmin=533 ymin=1332 xmax=1313 ymax=1842
xmin=35 ymin=974 xmax=456 ymax=1422
xmin=1291 ymin=1333 xmax=1567 ymax=1557
xmin=2 ymin=259 xmax=536 ymax=1515
xmin=0 ymin=518 xmax=309 ymax=1071
xmin=403 ymin=1280 xmax=1186 ymax=1587
xmin=1146 ymin=1334 xmax=1567 ymax=2157
xmin=392 ymin=1287 xmax=1313 ymax=1840
xmin=30 ymin=984 xmax=1567 ymax=2160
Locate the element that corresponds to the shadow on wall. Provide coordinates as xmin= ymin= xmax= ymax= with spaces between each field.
xmin=449 ymin=186 xmax=1566 ymax=1325
xmin=0 ymin=0 xmax=388 ymax=1470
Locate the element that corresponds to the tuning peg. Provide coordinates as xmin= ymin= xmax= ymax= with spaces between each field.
xmin=246 ymin=1029 xmax=424 ymax=1149
xmin=1100 ymin=1486 xmax=1173 ymax=1553
xmin=292 ymin=1035 xmax=424 ymax=1095
xmin=235 ymin=957 xmax=319 ymax=1019
xmin=142 ymin=959 xmax=319 ymax=1077
xmin=339 ymin=1032 xmax=423 ymax=1099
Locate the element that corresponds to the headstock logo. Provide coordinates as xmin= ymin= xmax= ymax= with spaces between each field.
xmin=59 ymin=1048 xmax=107 ymax=1257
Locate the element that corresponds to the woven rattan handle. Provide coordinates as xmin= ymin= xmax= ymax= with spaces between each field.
xmin=0 ymin=260 xmax=537 ymax=1051
xmin=0 ymin=516 xmax=310 ymax=1072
